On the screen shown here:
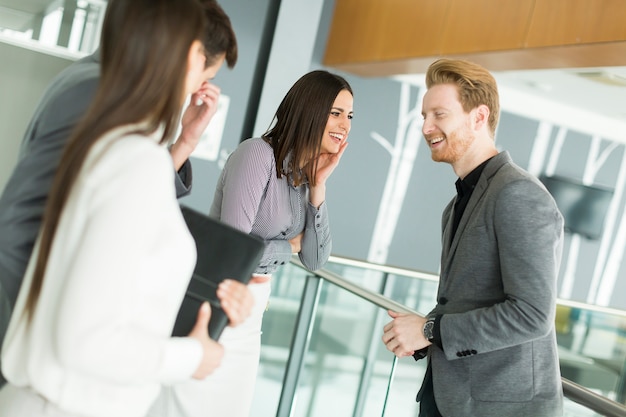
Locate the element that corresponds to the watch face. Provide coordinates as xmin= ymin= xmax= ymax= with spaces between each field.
xmin=424 ymin=320 xmax=434 ymax=340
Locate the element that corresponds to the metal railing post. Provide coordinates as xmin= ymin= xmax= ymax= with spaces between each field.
xmin=275 ymin=274 xmax=322 ymax=417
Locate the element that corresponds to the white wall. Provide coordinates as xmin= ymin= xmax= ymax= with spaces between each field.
xmin=0 ymin=39 xmax=75 ymax=193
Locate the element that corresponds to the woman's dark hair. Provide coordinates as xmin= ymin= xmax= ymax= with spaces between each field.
xmin=262 ymin=70 xmax=353 ymax=186
xmin=24 ymin=0 xmax=205 ymax=320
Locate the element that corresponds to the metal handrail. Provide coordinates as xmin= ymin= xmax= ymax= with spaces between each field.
xmin=563 ymin=379 xmax=626 ymax=417
xmin=327 ymin=255 xmax=626 ymax=318
xmin=294 ymin=256 xmax=626 ymax=417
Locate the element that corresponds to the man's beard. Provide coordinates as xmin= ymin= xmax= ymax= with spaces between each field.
xmin=431 ymin=127 xmax=474 ymax=164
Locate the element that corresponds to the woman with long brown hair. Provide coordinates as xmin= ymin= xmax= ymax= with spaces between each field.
xmin=0 ymin=1 xmax=241 ymax=416
xmin=160 ymin=70 xmax=353 ymax=417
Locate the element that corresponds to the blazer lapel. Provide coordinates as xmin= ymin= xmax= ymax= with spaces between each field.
xmin=442 ymin=152 xmax=512 ymax=271
xmin=441 ymin=199 xmax=455 ymax=262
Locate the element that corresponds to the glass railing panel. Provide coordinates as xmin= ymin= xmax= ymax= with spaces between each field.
xmin=253 ymin=258 xmax=626 ymax=416
xmin=380 ymin=356 xmax=424 ymax=416
xmin=253 ymin=262 xmax=308 ymax=416
xmin=286 ymin=281 xmax=382 ymax=416
xmin=327 ymin=256 xmax=626 ymax=407
xmin=254 ymin=261 xmax=427 ymax=417
xmin=253 ymin=262 xmax=394 ymax=416
xmin=556 ymin=303 xmax=626 ymax=405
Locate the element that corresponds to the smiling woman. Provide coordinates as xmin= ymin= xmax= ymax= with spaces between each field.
xmin=162 ymin=69 xmax=354 ymax=417
xmin=322 ymin=89 xmax=353 ymax=154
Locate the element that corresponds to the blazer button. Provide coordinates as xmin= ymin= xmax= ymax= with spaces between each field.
xmin=438 ymin=297 xmax=448 ymax=305
xmin=456 ymin=352 xmax=463 ymax=357
xmin=471 ymin=350 xmax=477 ymax=355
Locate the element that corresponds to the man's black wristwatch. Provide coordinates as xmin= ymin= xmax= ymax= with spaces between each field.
xmin=423 ymin=317 xmax=436 ymax=342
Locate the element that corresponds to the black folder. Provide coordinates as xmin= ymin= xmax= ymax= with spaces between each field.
xmin=172 ymin=205 xmax=265 ymax=340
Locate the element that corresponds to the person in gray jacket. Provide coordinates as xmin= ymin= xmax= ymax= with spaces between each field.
xmin=382 ymin=58 xmax=564 ymax=417
xmin=0 ymin=0 xmax=244 ymax=387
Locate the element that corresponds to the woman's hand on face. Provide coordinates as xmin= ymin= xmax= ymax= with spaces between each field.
xmin=308 ymin=141 xmax=348 ymax=208
xmin=313 ymin=141 xmax=348 ymax=186
xmin=188 ymin=302 xmax=224 ymax=379
xmin=217 ymin=279 xmax=254 ymax=327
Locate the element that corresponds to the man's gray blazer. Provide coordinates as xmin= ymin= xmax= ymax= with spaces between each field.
xmin=424 ymin=151 xmax=564 ymax=416
xmin=0 ymin=52 xmax=192 ymax=385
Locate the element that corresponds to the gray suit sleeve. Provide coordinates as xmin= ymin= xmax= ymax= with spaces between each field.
xmin=0 ymin=61 xmax=195 ymax=306
xmin=174 ymin=159 xmax=193 ymax=198
xmin=0 ymin=72 xmax=99 ymax=306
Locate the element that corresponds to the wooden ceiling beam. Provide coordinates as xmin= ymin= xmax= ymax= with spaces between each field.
xmin=323 ymin=0 xmax=626 ymax=76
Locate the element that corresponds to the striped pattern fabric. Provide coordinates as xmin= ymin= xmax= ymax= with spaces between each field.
xmin=210 ymin=138 xmax=331 ymax=274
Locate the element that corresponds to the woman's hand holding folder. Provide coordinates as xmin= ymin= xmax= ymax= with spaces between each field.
xmin=189 ymin=302 xmax=224 ymax=380
xmin=217 ymin=279 xmax=254 ymax=326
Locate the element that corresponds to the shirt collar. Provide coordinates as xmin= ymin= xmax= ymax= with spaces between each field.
xmin=455 ymin=157 xmax=493 ymax=198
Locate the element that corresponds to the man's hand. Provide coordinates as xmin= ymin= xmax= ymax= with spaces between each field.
xmin=382 ymin=310 xmax=431 ymax=357
xmin=170 ymin=82 xmax=222 ymax=170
